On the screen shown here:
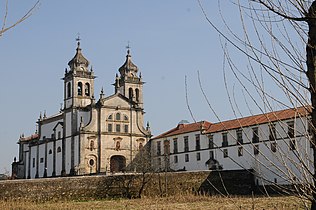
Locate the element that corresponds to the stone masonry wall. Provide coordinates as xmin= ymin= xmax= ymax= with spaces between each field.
xmin=0 ymin=170 xmax=254 ymax=201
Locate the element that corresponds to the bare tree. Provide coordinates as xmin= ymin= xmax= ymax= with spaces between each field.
xmin=126 ymin=144 xmax=155 ymax=198
xmin=195 ymin=0 xmax=316 ymax=208
xmin=1 ymin=0 xmax=40 ymax=38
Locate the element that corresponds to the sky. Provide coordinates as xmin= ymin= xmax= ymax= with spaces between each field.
xmin=0 ymin=1 xmax=302 ymax=173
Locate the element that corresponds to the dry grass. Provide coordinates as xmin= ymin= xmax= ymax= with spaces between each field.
xmin=0 ymin=195 xmax=308 ymax=210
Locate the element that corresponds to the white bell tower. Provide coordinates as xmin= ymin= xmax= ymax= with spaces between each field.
xmin=63 ymin=40 xmax=96 ymax=109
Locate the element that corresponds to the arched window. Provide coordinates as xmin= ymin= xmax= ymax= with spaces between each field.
xmin=78 ymin=82 xmax=83 ymax=96
xmin=48 ymin=149 xmax=52 ymax=154
xmin=57 ymin=147 xmax=61 ymax=153
xmin=85 ymin=83 xmax=90 ymax=96
xmin=67 ymin=82 xmax=71 ymax=98
xmin=116 ymin=113 xmax=121 ymax=121
xmin=135 ymin=88 xmax=140 ymax=102
xmin=129 ymin=88 xmax=133 ymax=100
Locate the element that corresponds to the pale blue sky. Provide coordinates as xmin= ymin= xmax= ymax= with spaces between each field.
xmin=0 ymin=1 xmax=297 ymax=173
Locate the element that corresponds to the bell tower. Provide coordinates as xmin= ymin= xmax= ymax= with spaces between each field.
xmin=63 ymin=41 xmax=96 ymax=109
xmin=114 ymin=49 xmax=144 ymax=108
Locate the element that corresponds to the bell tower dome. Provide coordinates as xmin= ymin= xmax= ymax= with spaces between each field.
xmin=115 ymin=49 xmax=144 ymax=108
xmin=63 ymin=40 xmax=96 ymax=109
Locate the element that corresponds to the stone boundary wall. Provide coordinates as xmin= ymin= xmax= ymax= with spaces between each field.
xmin=0 ymin=170 xmax=254 ymax=201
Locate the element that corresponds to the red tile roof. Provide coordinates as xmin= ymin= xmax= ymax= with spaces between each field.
xmin=205 ymin=106 xmax=310 ymax=134
xmin=152 ymin=121 xmax=212 ymax=140
xmin=152 ymin=106 xmax=310 ymax=139
xmin=19 ymin=134 xmax=39 ymax=142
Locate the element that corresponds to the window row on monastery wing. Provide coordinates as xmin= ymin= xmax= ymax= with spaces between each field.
xmin=108 ymin=123 xmax=129 ymax=133
xmin=172 ymin=151 xmax=209 ymax=165
xmin=159 ymin=134 xmax=215 ymax=155
xmin=107 ymin=113 xmax=129 ymax=122
xmin=221 ymin=139 xmax=297 ymax=159
xmin=219 ymin=121 xmax=297 ymax=147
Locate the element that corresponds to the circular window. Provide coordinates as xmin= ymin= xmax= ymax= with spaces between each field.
xmin=89 ymin=159 xmax=94 ymax=166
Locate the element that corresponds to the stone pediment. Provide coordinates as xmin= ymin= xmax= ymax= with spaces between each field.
xmin=101 ymin=93 xmax=134 ymax=108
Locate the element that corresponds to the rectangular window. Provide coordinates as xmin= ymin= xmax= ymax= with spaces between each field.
xmin=164 ymin=140 xmax=170 ymax=155
xmin=290 ymin=140 xmax=296 ymax=151
xmin=32 ymin=158 xmax=35 ymax=168
xmin=209 ymin=151 xmax=214 ymax=159
xmin=40 ymin=158 xmax=44 ymax=163
xmin=157 ymin=141 xmax=161 ymax=156
xmin=252 ymin=127 xmax=259 ymax=143
xmin=185 ymin=154 xmax=189 ymax=162
xmin=116 ymin=124 xmax=121 ymax=133
xmin=271 ymin=142 xmax=277 ymax=152
xmin=287 ymin=121 xmax=295 ymax=138
xmin=208 ymin=135 xmax=214 ymax=149
xmin=58 ymin=131 xmax=61 ymax=139
xmin=196 ymin=152 xmax=201 ymax=161
xmin=124 ymin=124 xmax=129 ymax=133
xmin=195 ymin=134 xmax=201 ymax=150
xmin=238 ymin=147 xmax=243 ymax=157
xmin=174 ymin=155 xmax=178 ymax=163
xmin=108 ymin=124 xmax=113 ymax=132
xmin=269 ymin=124 xmax=276 ymax=141
xmin=222 ymin=133 xmax=228 ymax=147
xmin=236 ymin=130 xmax=243 ymax=144
xmin=254 ymin=145 xmax=259 ymax=155
xmin=184 ymin=136 xmax=189 ymax=152
xmin=223 ymin=149 xmax=228 ymax=158
xmin=157 ymin=158 xmax=161 ymax=167
xmin=173 ymin=138 xmax=178 ymax=154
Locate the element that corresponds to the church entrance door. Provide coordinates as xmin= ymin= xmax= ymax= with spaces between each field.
xmin=110 ymin=155 xmax=126 ymax=173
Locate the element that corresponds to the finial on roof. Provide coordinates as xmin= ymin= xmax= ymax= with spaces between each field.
xmin=100 ymin=87 xmax=105 ymax=99
xmin=39 ymin=112 xmax=42 ymax=120
xmin=126 ymin=41 xmax=131 ymax=55
xmin=44 ymin=110 xmax=47 ymax=119
xmin=76 ymin=33 xmax=81 ymax=47
xmin=146 ymin=121 xmax=150 ymax=130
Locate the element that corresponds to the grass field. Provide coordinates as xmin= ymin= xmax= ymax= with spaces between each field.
xmin=0 ymin=195 xmax=308 ymax=210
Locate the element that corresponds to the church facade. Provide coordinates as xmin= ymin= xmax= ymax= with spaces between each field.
xmin=13 ymin=41 xmax=151 ymax=179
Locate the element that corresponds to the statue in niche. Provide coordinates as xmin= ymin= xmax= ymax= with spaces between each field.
xmin=115 ymin=141 xmax=120 ymax=151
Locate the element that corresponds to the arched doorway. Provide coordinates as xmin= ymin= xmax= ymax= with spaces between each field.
xmin=110 ymin=155 xmax=126 ymax=173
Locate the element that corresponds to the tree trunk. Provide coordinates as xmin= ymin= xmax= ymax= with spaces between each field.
xmin=307 ymin=2 xmax=316 ymax=209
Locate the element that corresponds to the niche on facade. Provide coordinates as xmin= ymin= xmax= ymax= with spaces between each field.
xmin=136 ymin=138 xmax=145 ymax=150
xmin=113 ymin=137 xmax=122 ymax=151
xmin=87 ymin=136 xmax=97 ymax=151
